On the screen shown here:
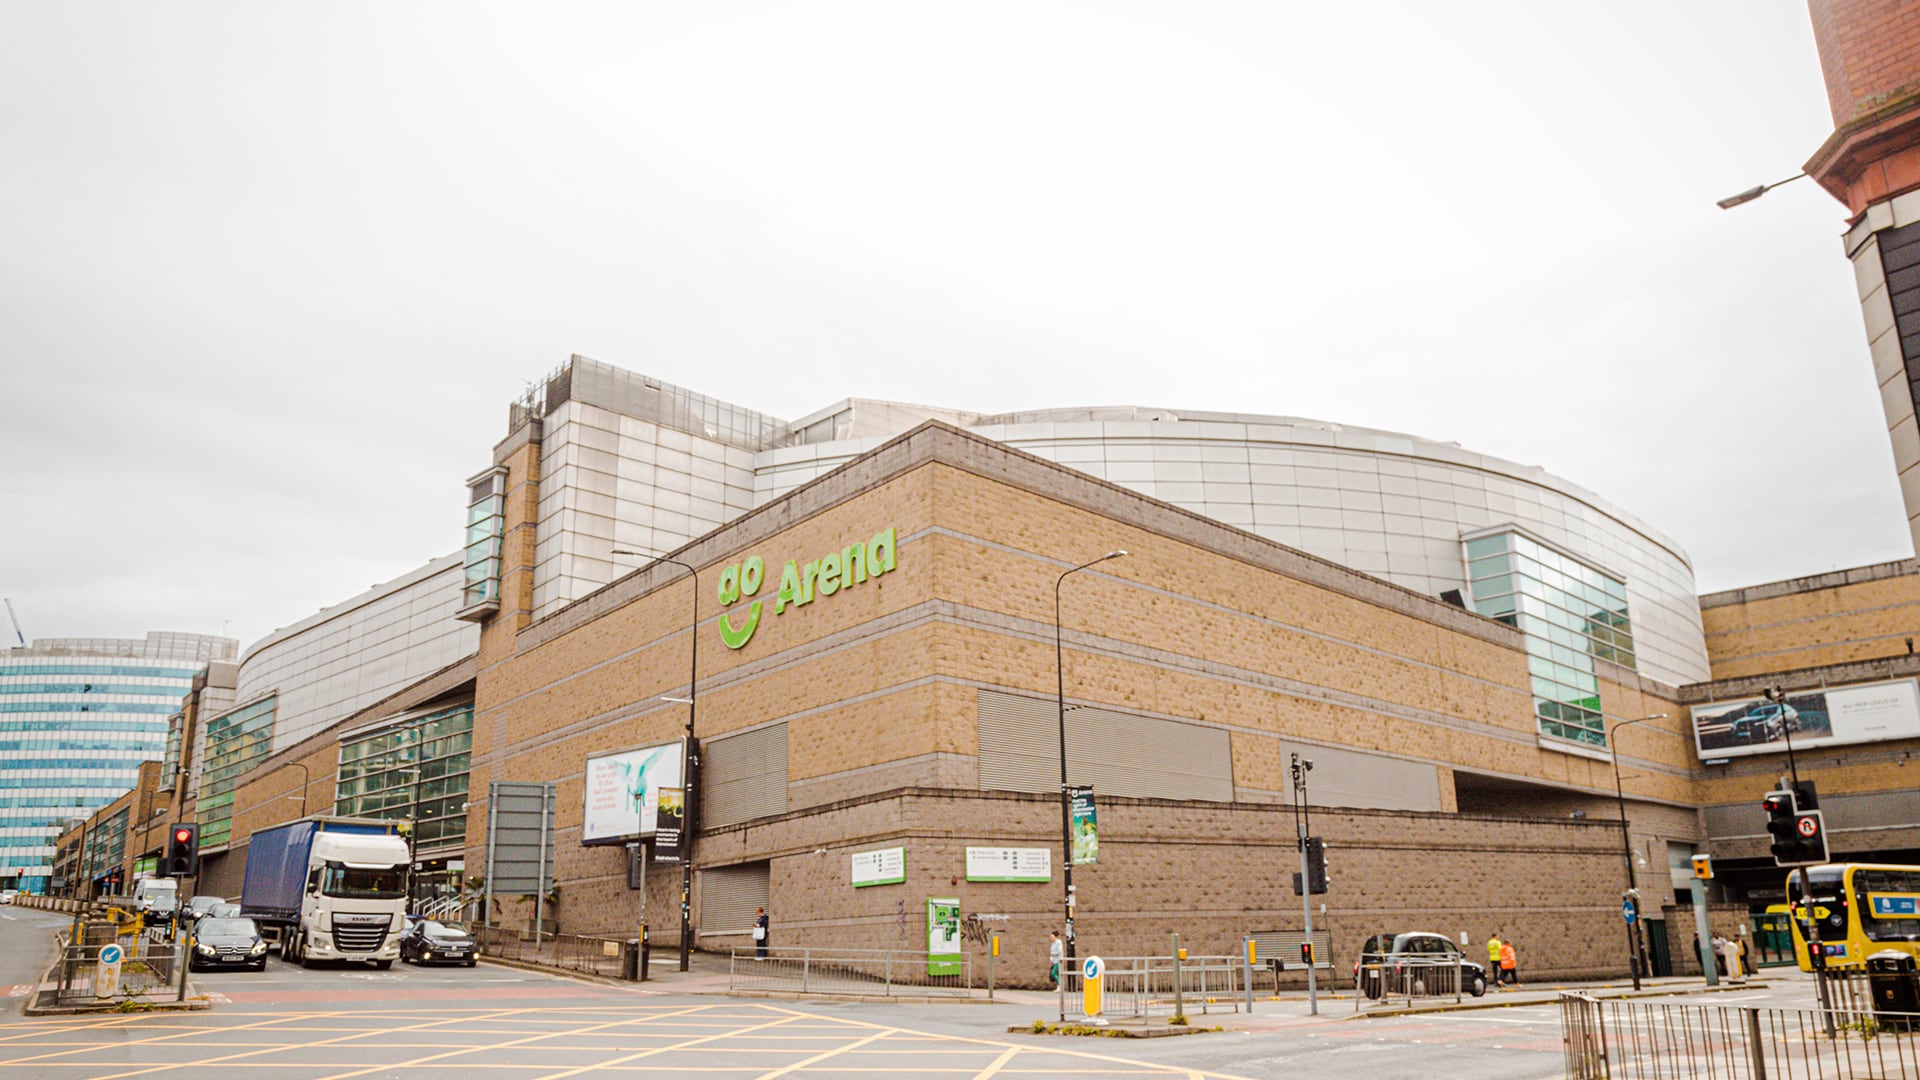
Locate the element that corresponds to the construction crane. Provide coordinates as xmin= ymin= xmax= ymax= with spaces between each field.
xmin=3 ymin=598 xmax=23 ymax=647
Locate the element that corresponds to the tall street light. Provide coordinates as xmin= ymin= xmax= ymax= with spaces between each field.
xmin=394 ymin=767 xmax=421 ymax=914
xmin=613 ymin=548 xmax=700 ymax=973
xmin=1609 ymin=712 xmax=1667 ymax=990
xmin=1715 ymin=172 xmax=1807 ymax=209
xmin=1055 ymin=549 xmax=1127 ymax=961
xmin=279 ymin=761 xmax=310 ymax=818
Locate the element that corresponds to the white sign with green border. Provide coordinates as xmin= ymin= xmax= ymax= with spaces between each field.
xmin=965 ymin=847 xmax=1051 ymax=882
xmin=851 ymin=847 xmax=905 ymax=887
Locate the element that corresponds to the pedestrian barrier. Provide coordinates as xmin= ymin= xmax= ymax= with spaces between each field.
xmin=50 ymin=931 xmax=187 ymax=1006
xmin=1559 ymin=990 xmax=1920 ymax=1079
xmin=1057 ymin=954 xmax=1248 ymax=1024
xmin=467 ymin=924 xmax=626 ymax=978
xmin=727 ymin=948 xmax=974 ymax=997
xmin=1352 ymin=951 xmax=1476 ymax=1010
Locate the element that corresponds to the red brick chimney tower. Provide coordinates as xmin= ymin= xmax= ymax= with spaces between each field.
xmin=1805 ymin=0 xmax=1920 ymax=555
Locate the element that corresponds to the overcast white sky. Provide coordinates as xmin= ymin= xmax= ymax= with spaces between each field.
xmin=1 ymin=2 xmax=1909 ymax=653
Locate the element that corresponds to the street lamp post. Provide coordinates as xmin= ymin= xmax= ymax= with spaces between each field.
xmin=1609 ymin=712 xmax=1667 ymax=990
xmin=613 ymin=549 xmax=700 ymax=973
xmin=394 ymin=767 xmax=421 ymax=915
xmin=280 ymin=762 xmax=310 ymax=818
xmin=1055 ymin=549 xmax=1127 ymax=961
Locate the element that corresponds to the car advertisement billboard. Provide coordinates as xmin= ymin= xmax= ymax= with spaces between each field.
xmin=582 ymin=740 xmax=685 ymax=846
xmin=1690 ymin=678 xmax=1920 ymax=760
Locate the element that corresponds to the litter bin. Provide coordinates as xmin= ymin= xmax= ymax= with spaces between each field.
xmin=1866 ymin=950 xmax=1919 ymax=1031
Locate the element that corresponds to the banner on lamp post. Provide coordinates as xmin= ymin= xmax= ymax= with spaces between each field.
xmin=653 ymin=787 xmax=684 ymax=863
xmin=1069 ymin=786 xmax=1098 ymax=865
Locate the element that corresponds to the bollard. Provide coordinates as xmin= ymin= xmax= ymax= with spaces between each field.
xmin=989 ymin=933 xmax=998 ymax=1001
xmin=640 ymin=924 xmax=651 ymax=981
xmin=1172 ymin=933 xmax=1183 ymax=1022
xmin=1245 ymin=938 xmax=1255 ymax=1014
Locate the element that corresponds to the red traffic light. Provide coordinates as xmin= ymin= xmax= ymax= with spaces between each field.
xmin=173 ymin=827 xmax=192 ymax=843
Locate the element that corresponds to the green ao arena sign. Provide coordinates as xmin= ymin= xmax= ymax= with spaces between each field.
xmin=715 ymin=527 xmax=897 ymax=650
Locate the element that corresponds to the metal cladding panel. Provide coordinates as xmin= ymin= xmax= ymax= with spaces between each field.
xmin=701 ymin=723 xmax=788 ymax=830
xmin=1881 ymin=221 xmax=1920 ymax=413
xmin=700 ymin=861 xmax=770 ymax=937
xmin=976 ymin=689 xmax=1233 ymax=802
xmin=489 ymin=781 xmax=554 ymax=895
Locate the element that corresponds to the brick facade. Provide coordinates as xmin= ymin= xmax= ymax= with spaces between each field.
xmin=455 ymin=422 xmax=1700 ymax=982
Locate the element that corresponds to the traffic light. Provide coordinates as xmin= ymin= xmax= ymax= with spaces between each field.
xmin=1299 ymin=941 xmax=1314 ymax=965
xmin=1764 ymin=789 xmax=1829 ymax=867
xmin=164 ymin=822 xmax=198 ymax=877
xmin=1305 ymin=836 xmax=1328 ymax=895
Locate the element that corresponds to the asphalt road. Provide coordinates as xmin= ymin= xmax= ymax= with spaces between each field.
xmin=0 ymin=903 xmax=1583 ymax=1079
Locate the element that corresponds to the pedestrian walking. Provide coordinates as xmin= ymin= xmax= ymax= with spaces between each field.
xmin=753 ymin=906 xmax=769 ymax=959
xmin=1485 ymin=934 xmax=1504 ymax=991
xmin=1499 ymin=937 xmax=1518 ymax=986
xmin=1720 ymin=933 xmax=1745 ymax=983
xmin=1709 ymin=931 xmax=1728 ymax=977
xmin=1048 ymin=930 xmax=1064 ymax=988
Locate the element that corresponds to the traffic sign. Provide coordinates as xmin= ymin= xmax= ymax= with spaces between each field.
xmin=1797 ymin=816 xmax=1819 ymax=838
xmin=1081 ymin=955 xmax=1104 ymax=1019
xmin=1082 ymin=956 xmax=1104 ymax=981
xmin=1622 ymin=901 xmax=1637 ymax=924
xmin=95 ymin=942 xmax=125 ymax=999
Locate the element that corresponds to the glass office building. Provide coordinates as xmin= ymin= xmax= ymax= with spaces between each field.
xmin=0 ymin=631 xmax=236 ymax=893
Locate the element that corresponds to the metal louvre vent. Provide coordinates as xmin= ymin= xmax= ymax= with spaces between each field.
xmin=702 ymin=723 xmax=788 ymax=829
xmin=332 ymin=926 xmax=388 ymax=953
xmin=977 ymin=689 xmax=1232 ymax=802
xmin=700 ymin=861 xmax=770 ymax=937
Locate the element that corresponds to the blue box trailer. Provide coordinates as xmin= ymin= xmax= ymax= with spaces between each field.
xmin=239 ymin=817 xmax=403 ymax=925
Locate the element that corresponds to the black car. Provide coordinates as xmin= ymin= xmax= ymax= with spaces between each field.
xmin=180 ymin=895 xmax=225 ymax=925
xmin=190 ymin=917 xmax=269 ymax=971
xmin=400 ymin=920 xmax=479 ymax=966
xmin=1354 ymin=932 xmax=1489 ymax=998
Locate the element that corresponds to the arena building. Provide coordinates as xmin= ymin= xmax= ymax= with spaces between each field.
xmin=68 ymin=353 xmax=1914 ymax=988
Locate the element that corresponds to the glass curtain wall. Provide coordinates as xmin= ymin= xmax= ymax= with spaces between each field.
xmin=335 ymin=703 xmax=474 ymax=907
xmin=197 ymin=697 xmax=277 ymax=849
xmin=461 ymin=469 xmax=506 ymax=612
xmin=1464 ymin=530 xmax=1636 ymax=747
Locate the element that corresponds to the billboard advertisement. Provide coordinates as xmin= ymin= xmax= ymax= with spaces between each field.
xmin=1690 ymin=678 xmax=1920 ymax=760
xmin=582 ymin=740 xmax=685 ymax=846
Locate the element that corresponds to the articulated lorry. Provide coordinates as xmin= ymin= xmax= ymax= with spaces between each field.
xmin=239 ymin=816 xmax=410 ymax=969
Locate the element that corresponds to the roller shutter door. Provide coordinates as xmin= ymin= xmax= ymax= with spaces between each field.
xmin=700 ymin=861 xmax=770 ymax=937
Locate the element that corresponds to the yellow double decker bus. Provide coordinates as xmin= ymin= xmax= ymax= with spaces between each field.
xmin=1783 ymin=863 xmax=1920 ymax=971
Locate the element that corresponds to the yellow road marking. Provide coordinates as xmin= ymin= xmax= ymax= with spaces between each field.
xmin=750 ymin=1003 xmax=1263 ymax=1080
xmin=529 ymin=1010 xmax=809 ymax=1080
xmin=967 ymin=1046 xmax=1022 ymax=1079
xmin=748 ymin=1026 xmax=901 ymax=1079
xmin=82 ymin=1007 xmax=541 ymax=1080
xmin=311 ymin=1004 xmax=720 ymax=1080
xmin=2 ymin=1011 xmax=331 ymax=1066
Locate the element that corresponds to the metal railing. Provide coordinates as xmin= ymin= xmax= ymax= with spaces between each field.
xmin=468 ymin=924 xmax=627 ymax=978
xmin=52 ymin=934 xmax=187 ymax=1006
xmin=1561 ymin=990 xmax=1920 ymax=1079
xmin=1058 ymin=954 xmax=1247 ymax=1024
xmin=728 ymin=948 xmax=974 ymax=997
xmin=1353 ymin=952 xmax=1478 ymax=1010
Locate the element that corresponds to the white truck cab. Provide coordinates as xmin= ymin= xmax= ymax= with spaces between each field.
xmin=290 ymin=830 xmax=409 ymax=968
